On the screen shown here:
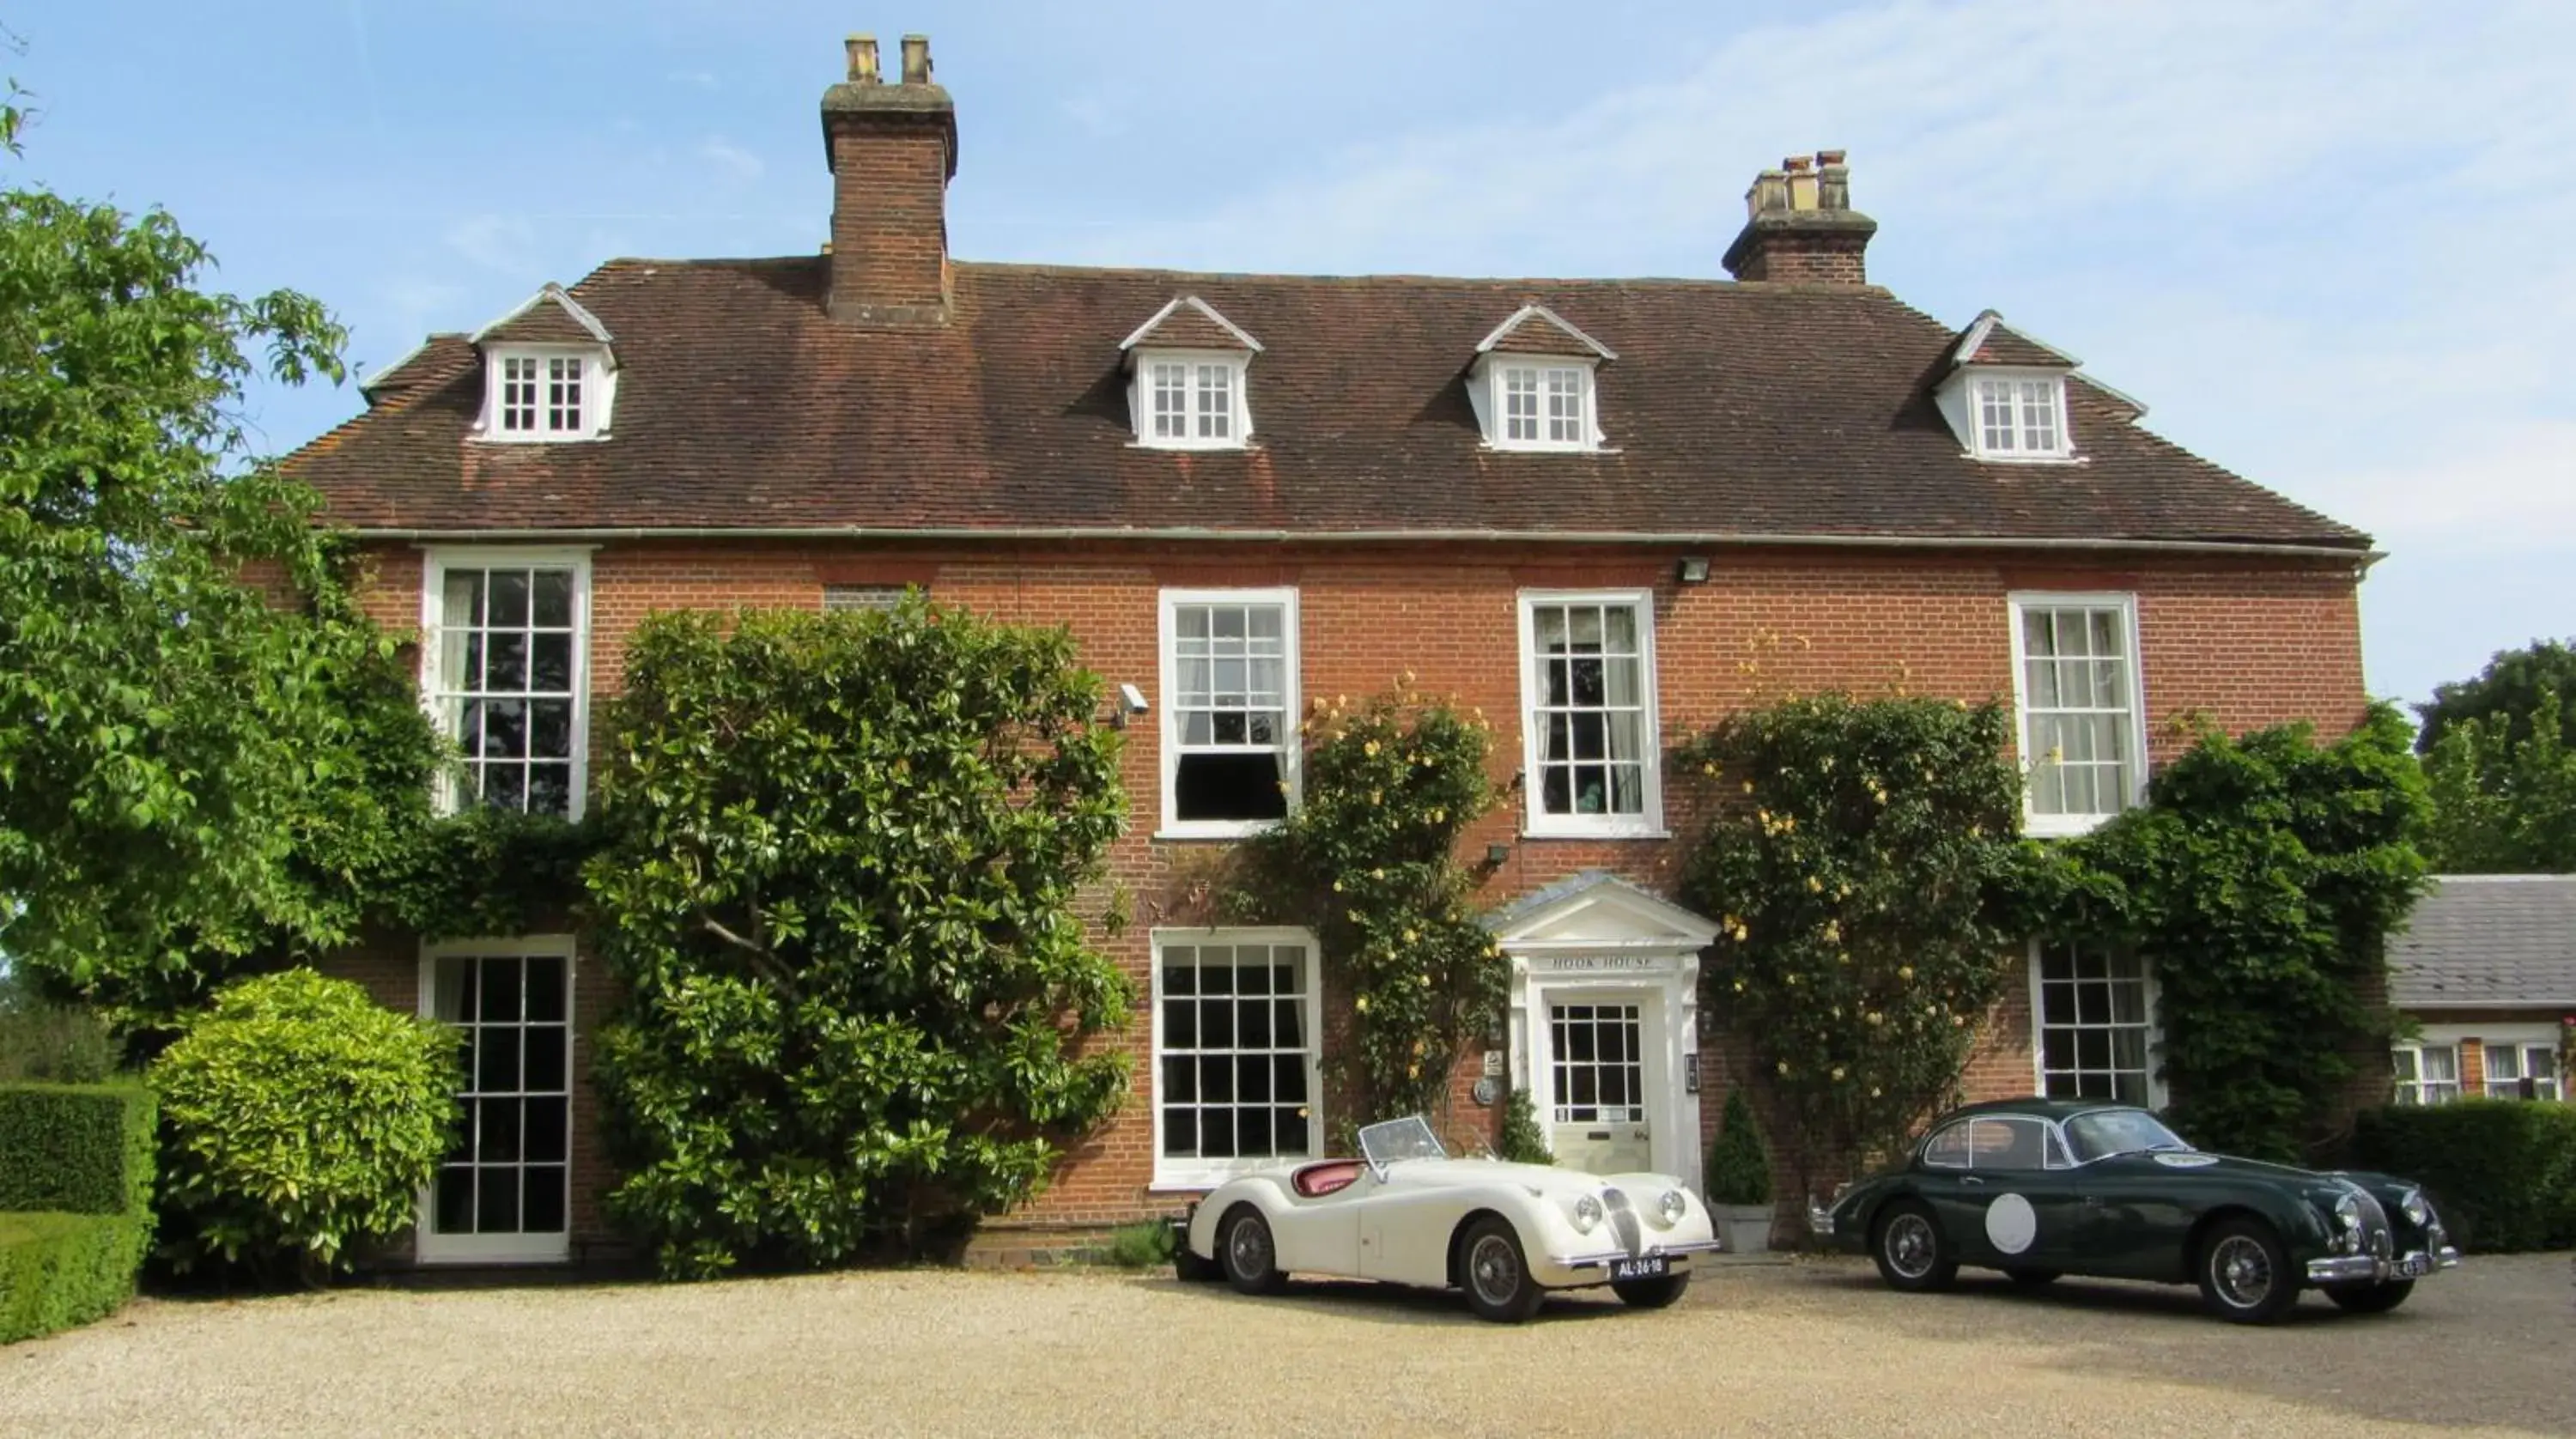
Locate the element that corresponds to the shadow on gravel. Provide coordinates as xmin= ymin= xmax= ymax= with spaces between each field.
xmin=1149 ymin=1272 xmax=1639 ymax=1328
xmin=1777 ymin=1254 xmax=2576 ymax=1434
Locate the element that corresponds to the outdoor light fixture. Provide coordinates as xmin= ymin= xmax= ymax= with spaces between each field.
xmin=1676 ymin=556 xmax=1711 ymax=584
xmin=1112 ymin=683 xmax=1149 ymax=728
xmin=1485 ymin=842 xmax=1511 ymax=866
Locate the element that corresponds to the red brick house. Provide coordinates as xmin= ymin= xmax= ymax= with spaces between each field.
xmin=286 ymin=33 xmax=2375 ymax=1265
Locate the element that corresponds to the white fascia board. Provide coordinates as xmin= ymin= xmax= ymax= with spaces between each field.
xmin=1473 ymin=303 xmax=1616 ymax=360
xmin=1118 ymin=294 xmax=1264 ymax=354
xmin=471 ymin=282 xmax=617 ymax=348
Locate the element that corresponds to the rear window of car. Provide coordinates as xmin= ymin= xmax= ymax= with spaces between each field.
xmin=1923 ymin=1116 xmax=2069 ymax=1170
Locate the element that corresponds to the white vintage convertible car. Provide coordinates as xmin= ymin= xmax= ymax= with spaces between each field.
xmin=1173 ymin=1115 xmax=1720 ymax=1322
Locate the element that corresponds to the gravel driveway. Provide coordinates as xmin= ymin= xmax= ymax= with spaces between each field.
xmin=3 ymin=1253 xmax=2569 ymax=1437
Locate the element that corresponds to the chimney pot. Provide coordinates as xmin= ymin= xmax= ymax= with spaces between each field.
xmin=1786 ymin=161 xmax=1820 ymax=212
xmin=1816 ymin=149 xmax=1846 ymax=167
xmin=1817 ymin=154 xmax=1851 ymax=212
xmin=1783 ymin=155 xmax=1814 ymax=173
xmin=844 ymin=33 xmax=879 ymax=84
xmin=1724 ymin=147 xmax=1874 ymax=284
xmin=901 ymin=33 xmax=932 ymax=84
xmin=1746 ymin=167 xmax=1790 ymax=220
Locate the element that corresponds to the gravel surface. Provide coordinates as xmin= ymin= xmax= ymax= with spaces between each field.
xmin=3 ymin=1253 xmax=2570 ymax=1436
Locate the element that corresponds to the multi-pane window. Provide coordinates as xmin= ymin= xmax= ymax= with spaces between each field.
xmin=1163 ymin=591 xmax=1295 ymax=832
xmin=545 ymin=356 xmax=584 ymax=432
xmin=2033 ymin=943 xmax=2155 ymax=1107
xmin=2393 ymin=1044 xmax=2462 ymax=1105
xmin=1496 ymin=364 xmax=1591 ymax=449
xmin=2480 ymin=1042 xmax=2563 ymax=1101
xmin=1139 ymin=356 xmax=1244 ymax=447
xmin=1972 ymin=375 xmax=2067 ymax=458
xmin=2014 ymin=596 xmax=2141 ymax=829
xmin=430 ymin=559 xmax=585 ymax=819
xmin=490 ymin=351 xmax=601 ymax=439
xmin=1549 ymin=1003 xmax=1643 ymax=1124
xmin=499 ymin=356 xmax=539 ymax=433
xmin=423 ymin=944 xmax=571 ymax=1262
xmin=1522 ymin=593 xmax=1657 ymax=830
xmin=1156 ymin=934 xmax=1316 ymax=1181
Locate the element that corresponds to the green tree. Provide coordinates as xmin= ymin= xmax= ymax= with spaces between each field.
xmin=2415 ymin=640 xmax=2576 ymax=754
xmin=2421 ymin=687 xmax=2576 ymax=872
xmin=586 ymin=602 xmax=1133 ymax=1279
xmin=0 ymin=96 xmax=447 ymax=1028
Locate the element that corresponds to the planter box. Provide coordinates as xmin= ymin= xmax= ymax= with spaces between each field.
xmin=1712 ymin=1203 xmax=1774 ymax=1254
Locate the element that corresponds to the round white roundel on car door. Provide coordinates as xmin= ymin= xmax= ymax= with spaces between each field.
xmin=1984 ymin=1193 xmax=2038 ymax=1254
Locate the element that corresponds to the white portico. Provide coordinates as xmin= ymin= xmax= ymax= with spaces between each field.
xmin=1485 ymin=871 xmax=1720 ymax=1189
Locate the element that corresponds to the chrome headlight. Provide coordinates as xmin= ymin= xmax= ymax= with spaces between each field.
xmin=1656 ymin=1188 xmax=1689 ymax=1227
xmin=2332 ymin=1193 xmax=2363 ymax=1253
xmin=2400 ymin=1187 xmax=2430 ymax=1227
xmin=1571 ymin=1193 xmax=1604 ymax=1235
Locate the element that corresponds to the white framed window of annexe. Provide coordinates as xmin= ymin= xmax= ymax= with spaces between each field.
xmin=1516 ymin=590 xmax=1663 ymax=837
xmin=1150 ymin=927 xmax=1321 ymax=1190
xmin=2391 ymin=1041 xmax=2463 ymax=1106
xmin=479 ymin=347 xmax=613 ymax=441
xmin=1485 ymin=360 xmax=1601 ymax=452
xmin=416 ymin=935 xmax=574 ymax=1264
xmin=1131 ymin=350 xmax=1249 ymax=449
xmin=2027 ymin=941 xmax=2163 ymax=1108
xmin=2008 ymin=592 xmax=2146 ymax=836
xmin=419 ymin=548 xmax=593 ymax=821
xmin=1967 ymin=371 xmax=2070 ymax=461
xmin=1157 ymin=587 xmax=1299 ymax=838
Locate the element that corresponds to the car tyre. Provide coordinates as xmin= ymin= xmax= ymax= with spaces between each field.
xmin=2002 ymin=1267 xmax=2062 ymax=1288
xmin=2322 ymin=1279 xmax=2414 ymax=1315
xmin=1173 ymin=1237 xmax=1223 ymax=1284
xmin=2196 ymin=1217 xmax=2300 ymax=1325
xmin=1459 ymin=1217 xmax=1544 ymax=1324
xmin=1870 ymin=1200 xmax=1958 ymax=1292
xmin=1219 ymin=1206 xmax=1287 ymax=1296
xmin=1611 ymin=1273 xmax=1690 ymax=1309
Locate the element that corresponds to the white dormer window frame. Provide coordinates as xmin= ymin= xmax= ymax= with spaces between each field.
xmin=1473 ymin=355 xmax=1605 ymax=452
xmin=1964 ymin=368 xmax=2072 ymax=463
xmin=478 ymin=344 xmax=615 ymax=443
xmin=1129 ymin=349 xmax=1252 ymax=451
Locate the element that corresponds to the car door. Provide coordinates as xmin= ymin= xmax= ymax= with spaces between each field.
xmin=2070 ymin=1154 xmax=2198 ymax=1281
xmin=1926 ymin=1116 xmax=2086 ymax=1270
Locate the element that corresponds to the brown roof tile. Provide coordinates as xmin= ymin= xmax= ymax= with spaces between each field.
xmin=286 ymin=258 xmax=2366 ymax=549
xmin=1122 ymin=296 xmax=1261 ymax=352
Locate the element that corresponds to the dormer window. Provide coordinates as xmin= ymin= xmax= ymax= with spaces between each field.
xmin=1972 ymin=374 xmax=2066 ymax=459
xmin=1121 ymin=296 xmax=1261 ymax=451
xmin=1936 ymin=311 xmax=2087 ymax=464
xmin=1471 ymin=303 xmax=1615 ymax=452
xmin=470 ymin=282 xmax=617 ymax=444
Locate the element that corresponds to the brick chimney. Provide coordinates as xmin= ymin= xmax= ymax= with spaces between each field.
xmin=820 ymin=32 xmax=957 ymax=324
xmin=1722 ymin=149 xmax=1877 ymax=284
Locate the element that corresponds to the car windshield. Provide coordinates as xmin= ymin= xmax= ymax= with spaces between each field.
xmin=1358 ymin=1115 xmax=1447 ymax=1168
xmin=2063 ymin=1108 xmax=2191 ymax=1163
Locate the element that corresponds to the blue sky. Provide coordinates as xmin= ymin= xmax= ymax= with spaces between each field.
xmin=10 ymin=0 xmax=2571 ymax=710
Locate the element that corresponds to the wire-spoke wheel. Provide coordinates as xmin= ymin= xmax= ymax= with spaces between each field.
xmin=1459 ymin=1217 xmax=1542 ymax=1323
xmin=2196 ymin=1217 xmax=2298 ymax=1324
xmin=1871 ymin=1200 xmax=1956 ymax=1292
xmin=1220 ymin=1207 xmax=1286 ymax=1296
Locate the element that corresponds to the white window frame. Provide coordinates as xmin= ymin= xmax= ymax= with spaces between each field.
xmin=1149 ymin=926 xmax=1323 ymax=1191
xmin=1481 ymin=358 xmax=1601 ymax=452
xmin=1130 ymin=349 xmax=1251 ymax=451
xmin=2026 ymin=940 xmax=2166 ymax=1109
xmin=1157 ymin=587 xmax=1301 ymax=840
xmin=419 ymin=547 xmax=595 ymax=823
xmin=1516 ymin=588 xmax=1665 ymax=839
xmin=2408 ymin=1023 xmax=2565 ymax=1102
xmin=416 ymin=933 xmax=576 ymax=1265
xmin=2008 ymin=592 xmax=2148 ymax=838
xmin=1965 ymin=370 xmax=2072 ymax=462
xmin=478 ymin=345 xmax=614 ymax=442
xmin=2391 ymin=1039 xmax=2464 ymax=1106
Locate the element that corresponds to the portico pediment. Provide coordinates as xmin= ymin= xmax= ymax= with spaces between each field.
xmin=1483 ymin=871 xmax=1719 ymax=951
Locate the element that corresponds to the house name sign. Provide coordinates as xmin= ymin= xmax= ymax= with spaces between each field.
xmin=1523 ymin=951 xmax=1675 ymax=975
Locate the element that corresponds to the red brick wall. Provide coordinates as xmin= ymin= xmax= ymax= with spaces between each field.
xmin=826 ymin=113 xmax=951 ymax=321
xmin=336 ymin=536 xmax=2367 ymax=1242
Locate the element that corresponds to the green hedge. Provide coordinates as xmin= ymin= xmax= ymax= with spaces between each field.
xmin=0 ymin=1211 xmax=148 ymax=1344
xmin=2350 ymin=1099 xmax=2576 ymax=1252
xmin=0 ymin=1084 xmax=155 ymax=1217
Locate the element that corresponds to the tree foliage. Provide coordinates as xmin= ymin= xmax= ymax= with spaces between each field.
xmin=149 ymin=969 xmax=461 ymax=1280
xmin=2050 ymin=706 xmax=2429 ymax=1163
xmin=0 ymin=117 xmax=448 ymax=1029
xmin=2421 ymin=686 xmax=2576 ymax=873
xmin=586 ymin=602 xmax=1132 ymax=1278
xmin=2415 ymin=639 xmax=2576 ymax=754
xmin=1227 ymin=688 xmax=1502 ymax=1127
xmin=1682 ymin=695 xmax=2034 ymax=1191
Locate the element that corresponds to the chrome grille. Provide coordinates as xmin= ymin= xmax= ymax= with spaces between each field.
xmin=1603 ymin=1187 xmax=1643 ymax=1255
xmin=2353 ymin=1189 xmax=2393 ymax=1258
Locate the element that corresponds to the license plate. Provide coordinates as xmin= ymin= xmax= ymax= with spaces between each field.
xmin=2398 ymin=1254 xmax=2431 ymax=1278
xmin=1608 ymin=1255 xmax=1669 ymax=1282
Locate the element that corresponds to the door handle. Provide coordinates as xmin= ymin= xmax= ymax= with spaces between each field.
xmin=1960 ymin=1176 xmax=1986 ymax=1187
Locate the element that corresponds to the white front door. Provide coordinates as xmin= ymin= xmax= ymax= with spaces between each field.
xmin=1546 ymin=995 xmax=1654 ymax=1175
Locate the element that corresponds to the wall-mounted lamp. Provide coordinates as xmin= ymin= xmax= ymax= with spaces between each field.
xmin=1113 ymin=682 xmax=1150 ymax=729
xmin=1676 ymin=556 xmax=1712 ymax=585
xmin=1484 ymin=842 xmax=1511 ymax=866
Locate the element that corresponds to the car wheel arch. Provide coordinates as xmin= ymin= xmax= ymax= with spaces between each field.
xmin=1446 ymin=1207 xmax=1516 ymax=1290
xmin=2184 ymin=1204 xmax=2281 ymax=1279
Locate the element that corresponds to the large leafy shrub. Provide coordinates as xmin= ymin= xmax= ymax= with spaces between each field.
xmin=149 ymin=971 xmax=460 ymax=1278
xmin=1682 ymin=695 xmax=2033 ymax=1192
xmin=0 ymin=968 xmax=118 ymax=1083
xmin=587 ymin=602 xmax=1132 ymax=1279
xmin=2421 ymin=686 xmax=2576 ymax=872
xmin=0 ymin=1082 xmax=154 ymax=1343
xmin=2350 ymin=1100 xmax=2576 ymax=1252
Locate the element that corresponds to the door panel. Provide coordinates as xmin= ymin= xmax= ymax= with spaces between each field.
xmin=1926 ymin=1116 xmax=2083 ymax=1269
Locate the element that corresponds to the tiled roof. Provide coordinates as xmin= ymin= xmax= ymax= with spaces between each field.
xmin=1951 ymin=312 xmax=2077 ymax=370
xmin=1478 ymin=303 xmax=1616 ymax=359
xmin=288 ymin=258 xmax=2366 ymax=548
xmin=2389 ymin=876 xmax=2576 ymax=1011
xmin=1121 ymin=296 xmax=1261 ymax=353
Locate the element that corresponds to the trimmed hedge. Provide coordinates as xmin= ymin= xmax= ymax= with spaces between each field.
xmin=0 ymin=1084 xmax=156 ymax=1343
xmin=2350 ymin=1099 xmax=2576 ymax=1252
xmin=0 ymin=1211 xmax=148 ymax=1344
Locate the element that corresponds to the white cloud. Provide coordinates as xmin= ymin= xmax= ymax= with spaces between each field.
xmin=696 ymin=137 xmax=763 ymax=180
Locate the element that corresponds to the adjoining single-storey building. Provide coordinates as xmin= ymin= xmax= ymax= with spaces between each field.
xmin=2388 ymin=875 xmax=2574 ymax=1104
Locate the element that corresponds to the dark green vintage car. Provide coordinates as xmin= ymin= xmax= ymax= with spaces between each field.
xmin=1808 ymin=1099 xmax=2459 ymax=1323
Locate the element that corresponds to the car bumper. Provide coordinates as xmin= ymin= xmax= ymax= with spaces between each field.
xmin=1537 ymin=1239 xmax=1723 ymax=1288
xmin=2306 ymin=1246 xmax=2460 ymax=1284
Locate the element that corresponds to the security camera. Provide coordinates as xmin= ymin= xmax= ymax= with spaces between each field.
xmin=1119 ymin=683 xmax=1149 ymax=715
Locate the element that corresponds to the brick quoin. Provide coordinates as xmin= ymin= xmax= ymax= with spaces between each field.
xmin=311 ymin=534 xmax=2370 ymax=1250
